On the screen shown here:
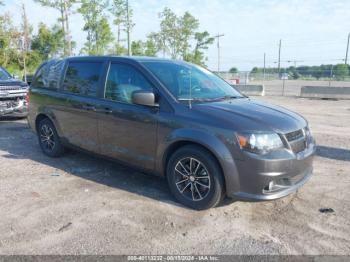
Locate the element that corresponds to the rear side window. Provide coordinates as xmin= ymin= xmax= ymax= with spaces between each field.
xmin=33 ymin=60 xmax=65 ymax=89
xmin=62 ymin=62 xmax=103 ymax=97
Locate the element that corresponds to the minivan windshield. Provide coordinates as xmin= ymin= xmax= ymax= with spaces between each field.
xmin=142 ymin=61 xmax=244 ymax=102
xmin=0 ymin=67 xmax=11 ymax=80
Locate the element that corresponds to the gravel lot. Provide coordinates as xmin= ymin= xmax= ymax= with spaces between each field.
xmin=0 ymin=96 xmax=349 ymax=255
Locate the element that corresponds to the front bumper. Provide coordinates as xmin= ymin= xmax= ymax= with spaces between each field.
xmin=229 ymin=142 xmax=316 ymax=201
xmin=0 ymin=98 xmax=28 ymax=117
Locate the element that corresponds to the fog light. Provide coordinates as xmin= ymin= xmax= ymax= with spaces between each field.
xmin=268 ymin=181 xmax=275 ymax=191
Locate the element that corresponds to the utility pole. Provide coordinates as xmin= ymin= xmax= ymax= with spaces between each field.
xmin=214 ymin=33 xmax=225 ymax=73
xmin=126 ymin=0 xmax=131 ymax=56
xmin=263 ymin=52 xmax=266 ymax=82
xmin=329 ymin=64 xmax=334 ymax=87
xmin=345 ymin=33 xmax=350 ymax=65
xmin=278 ymin=39 xmax=282 ymax=77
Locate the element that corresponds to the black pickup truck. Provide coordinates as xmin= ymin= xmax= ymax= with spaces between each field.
xmin=0 ymin=66 xmax=29 ymax=117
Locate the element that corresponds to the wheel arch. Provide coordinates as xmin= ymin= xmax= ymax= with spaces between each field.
xmin=157 ymin=129 xmax=241 ymax=196
xmin=34 ymin=112 xmax=62 ymax=137
xmin=35 ymin=113 xmax=50 ymax=133
xmin=162 ymin=140 xmax=222 ymax=177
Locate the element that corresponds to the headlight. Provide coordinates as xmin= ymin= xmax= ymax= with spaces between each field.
xmin=304 ymin=126 xmax=314 ymax=145
xmin=304 ymin=126 xmax=312 ymax=137
xmin=236 ymin=132 xmax=284 ymax=154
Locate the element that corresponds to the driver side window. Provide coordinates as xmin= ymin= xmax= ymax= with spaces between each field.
xmin=105 ymin=63 xmax=153 ymax=104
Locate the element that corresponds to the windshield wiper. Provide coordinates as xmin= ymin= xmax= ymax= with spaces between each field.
xmin=178 ymin=96 xmax=244 ymax=103
xmin=213 ymin=95 xmax=244 ymax=101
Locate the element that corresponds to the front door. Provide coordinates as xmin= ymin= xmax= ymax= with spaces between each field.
xmin=96 ymin=62 xmax=158 ymax=170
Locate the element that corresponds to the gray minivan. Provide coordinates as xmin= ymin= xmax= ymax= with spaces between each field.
xmin=28 ymin=56 xmax=316 ymax=210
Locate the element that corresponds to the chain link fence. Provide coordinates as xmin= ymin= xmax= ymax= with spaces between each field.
xmin=218 ymin=71 xmax=350 ymax=97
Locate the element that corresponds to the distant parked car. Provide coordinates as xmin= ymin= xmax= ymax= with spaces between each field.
xmin=28 ymin=57 xmax=316 ymax=210
xmin=0 ymin=66 xmax=29 ymax=117
xmin=281 ymin=73 xmax=289 ymax=80
xmin=22 ymin=75 xmax=34 ymax=86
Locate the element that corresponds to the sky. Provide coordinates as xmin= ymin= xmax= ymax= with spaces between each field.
xmin=1 ymin=0 xmax=350 ymax=71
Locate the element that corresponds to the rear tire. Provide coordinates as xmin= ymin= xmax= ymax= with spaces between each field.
xmin=37 ymin=118 xmax=65 ymax=157
xmin=166 ymin=145 xmax=225 ymax=210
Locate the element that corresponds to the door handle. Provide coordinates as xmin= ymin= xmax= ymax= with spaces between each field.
xmin=82 ymin=105 xmax=96 ymax=111
xmin=96 ymin=107 xmax=113 ymax=114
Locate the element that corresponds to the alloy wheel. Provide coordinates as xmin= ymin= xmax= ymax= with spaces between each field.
xmin=174 ymin=157 xmax=211 ymax=201
xmin=40 ymin=124 xmax=55 ymax=151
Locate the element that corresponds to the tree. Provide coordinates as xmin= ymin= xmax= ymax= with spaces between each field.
xmin=158 ymin=7 xmax=179 ymax=59
xmin=144 ymin=38 xmax=157 ymax=57
xmin=96 ymin=17 xmax=114 ymax=54
xmin=31 ymin=23 xmax=65 ymax=60
xmin=131 ymin=40 xmax=143 ymax=56
xmin=109 ymin=0 xmax=134 ymax=55
xmin=130 ymin=37 xmax=157 ymax=57
xmin=19 ymin=3 xmax=32 ymax=81
xmin=0 ymin=12 xmax=42 ymax=76
xmin=288 ymin=67 xmax=300 ymax=79
xmin=125 ymin=0 xmax=134 ymax=55
xmin=229 ymin=67 xmax=238 ymax=74
xmin=151 ymin=8 xmax=212 ymax=61
xmin=251 ymin=67 xmax=260 ymax=74
xmin=79 ymin=0 xmax=113 ymax=55
xmin=0 ymin=13 xmax=21 ymax=69
xmin=148 ymin=32 xmax=166 ymax=57
xmin=311 ymin=66 xmax=323 ymax=79
xmin=108 ymin=43 xmax=128 ymax=55
xmin=185 ymin=31 xmax=214 ymax=66
xmin=179 ymin=12 xmax=199 ymax=59
xmin=334 ymin=64 xmax=349 ymax=80
xmin=34 ymin=0 xmax=76 ymax=56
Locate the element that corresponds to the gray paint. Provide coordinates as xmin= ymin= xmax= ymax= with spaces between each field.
xmin=28 ymin=56 xmax=315 ymax=201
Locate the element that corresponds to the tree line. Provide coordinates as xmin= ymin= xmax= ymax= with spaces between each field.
xmin=251 ymin=64 xmax=350 ymax=80
xmin=0 ymin=0 xmax=215 ymax=76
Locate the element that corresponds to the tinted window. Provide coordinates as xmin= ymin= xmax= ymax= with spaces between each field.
xmin=33 ymin=60 xmax=65 ymax=90
xmin=63 ymin=62 xmax=103 ymax=97
xmin=105 ymin=63 xmax=153 ymax=103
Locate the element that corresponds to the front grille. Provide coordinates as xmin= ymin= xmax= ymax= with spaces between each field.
xmin=0 ymin=86 xmax=23 ymax=91
xmin=284 ymin=129 xmax=306 ymax=154
xmin=285 ymin=129 xmax=304 ymax=141
xmin=290 ymin=139 xmax=307 ymax=153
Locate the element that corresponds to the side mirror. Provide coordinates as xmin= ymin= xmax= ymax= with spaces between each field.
xmin=132 ymin=90 xmax=158 ymax=107
xmin=13 ymin=74 xmax=19 ymax=80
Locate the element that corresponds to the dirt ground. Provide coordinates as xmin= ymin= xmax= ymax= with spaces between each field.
xmin=0 ymin=96 xmax=349 ymax=255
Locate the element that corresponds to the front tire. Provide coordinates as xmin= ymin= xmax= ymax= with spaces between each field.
xmin=166 ymin=145 xmax=225 ymax=210
xmin=38 ymin=118 xmax=65 ymax=157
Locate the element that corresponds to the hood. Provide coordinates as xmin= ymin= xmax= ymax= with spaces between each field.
xmin=193 ymin=98 xmax=307 ymax=134
xmin=0 ymin=78 xmax=28 ymax=89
